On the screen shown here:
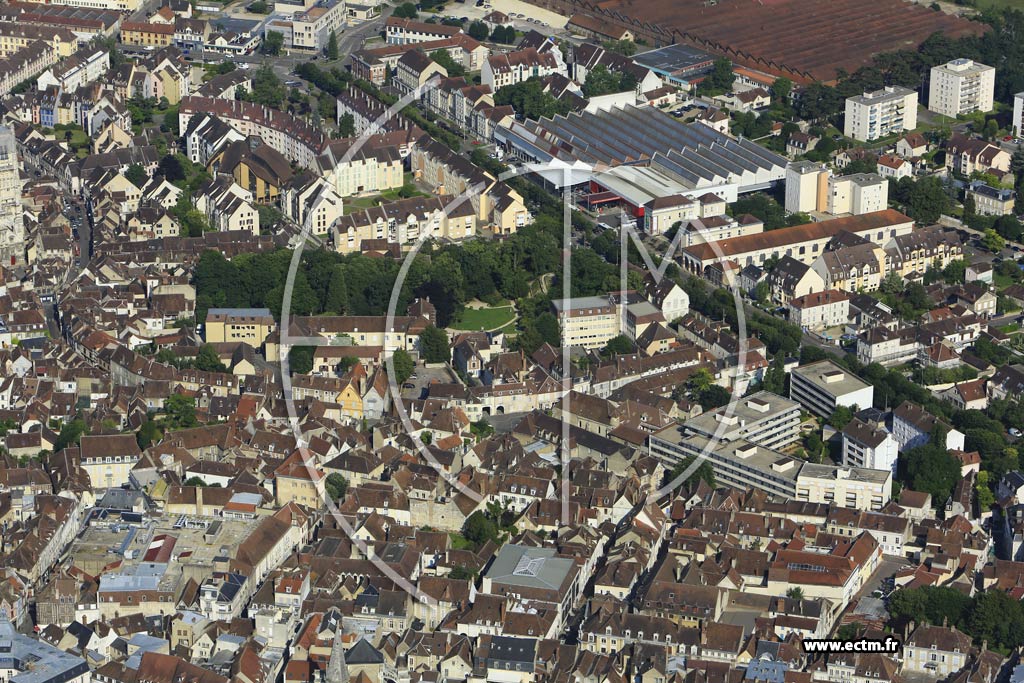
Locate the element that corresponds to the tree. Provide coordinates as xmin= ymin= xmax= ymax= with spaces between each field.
xmin=325 ymin=473 xmax=348 ymax=501
xmin=326 ymin=29 xmax=339 ymax=59
xmin=391 ymin=349 xmax=415 ymax=385
xmin=494 ymin=78 xmax=574 ymax=120
xmin=337 ymin=112 xmax=355 ymax=137
xmin=686 ymin=367 xmax=714 ymax=394
xmin=976 ymin=470 xmax=995 ymax=510
xmin=195 ymin=344 xmax=227 ymax=372
xmin=462 ymin=510 xmax=498 ymax=546
xmin=761 ymin=354 xmax=785 ymax=394
xmin=156 ymin=155 xmax=186 ymax=182
xmin=697 ymin=58 xmax=734 ymax=95
xmin=125 ymin=164 xmax=147 ymax=187
xmin=490 ymin=25 xmax=515 ymax=43
xmin=324 ymin=268 xmax=348 ymax=314
xmin=902 ymin=440 xmax=961 ymax=505
xmin=184 ymin=476 xmax=211 ymax=487
xmin=250 ymin=64 xmax=286 ymax=107
xmin=602 ymin=334 xmax=634 ymax=356
xmin=665 ymin=456 xmax=715 ymax=490
xmin=602 ymin=39 xmax=637 ymax=56
xmin=828 ymin=405 xmax=855 ymax=431
xmin=137 ymin=418 xmax=162 ymax=449
xmin=786 ymin=587 xmax=804 ymax=601
xmin=288 ymin=346 xmax=314 ymax=374
xmin=534 ymin=312 xmax=561 ymax=347
xmin=770 ymin=77 xmax=792 ymax=105
xmin=419 ymin=325 xmax=450 ymax=363
xmin=249 ymin=0 xmax=268 ymax=10
xmin=262 ymin=30 xmax=284 ymax=55
xmin=467 ymin=20 xmax=489 ymax=40
xmin=393 ymin=2 xmax=417 ymax=18
xmin=983 ymin=118 xmax=999 ymax=141
xmin=165 ymin=394 xmax=198 ymax=428
xmin=981 ymin=228 xmax=1005 ymax=253
xmin=54 ymin=419 xmax=88 ymax=452
xmin=431 ymin=48 xmax=465 ymax=77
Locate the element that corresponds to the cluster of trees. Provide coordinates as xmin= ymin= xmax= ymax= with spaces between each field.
xmin=393 ymin=2 xmax=417 ymax=17
xmin=729 ymin=192 xmax=811 ymax=231
xmin=325 ymin=473 xmax=348 ymax=501
xmin=489 ymin=25 xmax=516 ymax=44
xmin=582 ymin=65 xmax=638 ymax=98
xmin=261 ymin=31 xmax=284 ymax=55
xmin=494 ymin=78 xmax=575 ymax=121
xmin=877 ymin=273 xmax=933 ymax=320
xmin=889 ymin=176 xmax=951 ymax=225
xmin=696 ymin=58 xmax=735 ymax=96
xmin=462 ymin=502 xmax=517 ymax=548
xmin=671 ymin=367 xmax=731 ymax=411
xmin=889 ymin=586 xmax=1024 ymax=652
xmin=466 ymin=20 xmax=490 ymax=41
xmin=432 ymin=49 xmax=466 ymax=77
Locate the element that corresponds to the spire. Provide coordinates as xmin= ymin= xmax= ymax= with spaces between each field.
xmin=325 ymin=620 xmax=349 ymax=683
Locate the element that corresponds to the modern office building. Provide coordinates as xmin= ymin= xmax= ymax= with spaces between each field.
xmin=649 ymin=429 xmax=891 ymax=509
xmin=844 ymin=86 xmax=918 ymax=142
xmin=680 ymin=391 xmax=801 ymax=450
xmin=789 ymin=360 xmax=874 ymax=417
xmin=928 ymin=58 xmax=995 ymax=118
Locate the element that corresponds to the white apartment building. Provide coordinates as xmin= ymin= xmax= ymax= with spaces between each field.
xmin=0 ymin=126 xmax=24 ymax=267
xmin=1014 ymin=92 xmax=1024 ymax=138
xmin=789 ymin=360 xmax=874 ymax=418
xmin=551 ymin=296 xmax=619 ymax=349
xmin=891 ymin=400 xmax=966 ymax=452
xmin=784 ymin=161 xmax=829 ymax=214
xmin=784 ymin=163 xmax=887 ymax=216
xmin=788 ymin=290 xmax=849 ymax=331
xmin=649 ymin=431 xmax=891 ymax=511
xmin=841 ymin=418 xmax=898 ymax=473
xmin=843 ymin=86 xmax=918 ymax=142
xmin=928 ymin=58 xmax=995 ymax=118
xmin=681 ymin=391 xmax=802 ymax=450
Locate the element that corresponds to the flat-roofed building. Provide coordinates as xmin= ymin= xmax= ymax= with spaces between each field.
xmin=551 ymin=296 xmax=618 ymax=349
xmin=680 ymin=390 xmax=801 ymax=450
xmin=789 ymin=359 xmax=873 ymax=417
xmin=681 ymin=210 xmax=913 ymax=275
xmin=841 ymin=417 xmax=898 ymax=473
xmin=482 ymin=544 xmax=580 ymax=630
xmin=844 ymin=86 xmax=917 ymax=142
xmin=205 ymin=307 xmax=276 ymax=346
xmin=928 ymin=58 xmax=995 ymax=118
xmin=649 ymin=429 xmax=891 ymax=510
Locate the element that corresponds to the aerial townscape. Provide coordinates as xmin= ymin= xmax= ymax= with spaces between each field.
xmin=5 ymin=0 xmax=1024 ymax=681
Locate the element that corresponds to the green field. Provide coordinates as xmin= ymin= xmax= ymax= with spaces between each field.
xmin=451 ymin=306 xmax=516 ymax=331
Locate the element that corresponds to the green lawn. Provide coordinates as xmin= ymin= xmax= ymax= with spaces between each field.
xmin=451 ymin=305 xmax=516 ymax=331
xmin=1000 ymin=323 xmax=1021 ymax=334
xmin=995 ymin=273 xmax=1016 ymax=290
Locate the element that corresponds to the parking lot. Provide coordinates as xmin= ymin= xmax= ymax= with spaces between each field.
xmin=399 ymin=364 xmax=459 ymax=400
xmin=434 ymin=0 xmax=568 ymax=33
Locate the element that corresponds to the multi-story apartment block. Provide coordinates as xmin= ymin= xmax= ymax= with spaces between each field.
xmin=786 ymin=164 xmax=890 ymax=217
xmin=892 ymin=400 xmax=965 ymax=452
xmin=928 ymin=58 xmax=995 ymax=118
xmin=789 ymin=360 xmax=874 ymax=417
xmin=331 ymin=194 xmax=477 ymax=253
xmin=841 ymin=418 xmax=898 ymax=473
xmin=650 ymin=431 xmax=891 ymax=510
xmin=205 ymin=307 xmax=276 ymax=346
xmin=843 ymin=86 xmax=917 ymax=142
xmin=482 ymin=47 xmax=564 ymax=90
xmin=788 ymin=290 xmax=850 ymax=331
xmin=1014 ymin=91 xmax=1024 ymax=137
xmin=681 ymin=391 xmax=802 ymax=450
xmin=812 ymin=243 xmax=885 ymax=293
xmin=551 ymin=296 xmax=619 ymax=349
xmin=884 ymin=226 xmax=962 ymax=277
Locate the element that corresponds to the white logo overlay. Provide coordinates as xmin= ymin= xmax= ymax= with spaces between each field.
xmin=278 ymin=77 xmax=750 ymax=605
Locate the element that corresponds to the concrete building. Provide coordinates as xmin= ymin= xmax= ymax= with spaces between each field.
xmin=789 ymin=360 xmax=874 ymax=417
xmin=827 ymin=173 xmax=888 ymax=216
xmin=841 ymin=418 xmax=898 ymax=473
xmin=0 ymin=126 xmax=24 ymax=266
xmin=205 ymin=307 xmax=276 ymax=346
xmin=788 ymin=289 xmax=850 ymax=331
xmin=482 ymin=544 xmax=580 ymax=630
xmin=1014 ymin=92 xmax=1024 ymax=138
xmin=784 ymin=161 xmax=829 ymax=214
xmin=551 ymin=296 xmax=618 ymax=350
xmin=928 ymin=58 xmax=995 ymax=118
xmin=649 ymin=430 xmax=891 ymax=510
xmin=681 ymin=391 xmax=801 ymax=450
xmin=843 ymin=86 xmax=917 ymax=142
